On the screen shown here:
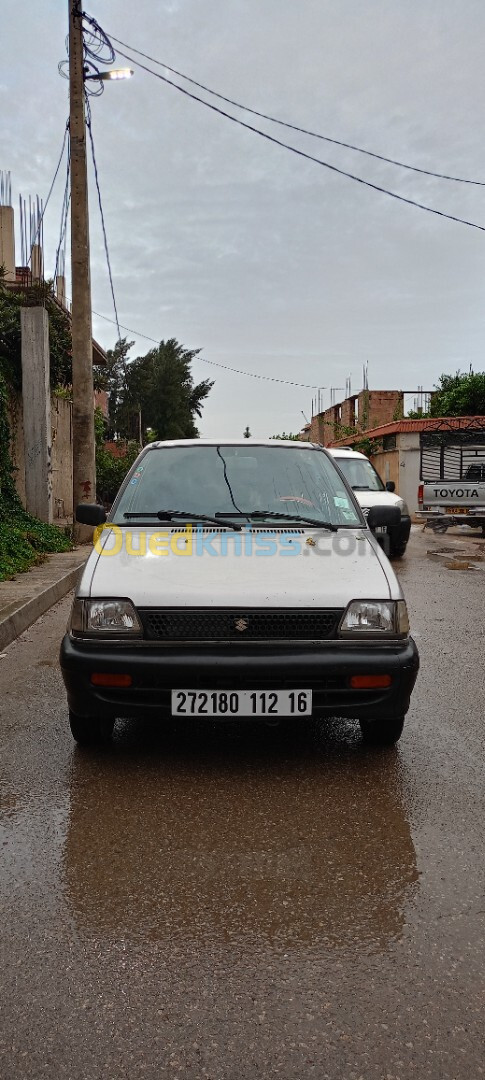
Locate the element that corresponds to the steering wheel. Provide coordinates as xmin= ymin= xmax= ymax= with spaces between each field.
xmin=275 ymin=495 xmax=317 ymax=509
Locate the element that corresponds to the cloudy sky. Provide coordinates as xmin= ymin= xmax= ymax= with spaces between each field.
xmin=3 ymin=0 xmax=485 ymax=436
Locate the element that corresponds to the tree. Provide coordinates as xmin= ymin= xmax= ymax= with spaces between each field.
xmin=105 ymin=338 xmax=213 ymax=443
xmin=270 ymin=432 xmax=300 ymax=440
xmin=100 ymin=337 xmax=133 ymax=439
xmin=243 ymin=425 xmax=251 ymax=438
xmin=429 ymin=371 xmax=485 ymax=417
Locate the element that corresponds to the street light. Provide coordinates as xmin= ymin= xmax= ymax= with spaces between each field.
xmin=85 ymin=67 xmax=134 ymax=82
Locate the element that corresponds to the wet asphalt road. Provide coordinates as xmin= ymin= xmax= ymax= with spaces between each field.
xmin=0 ymin=527 xmax=484 ymax=1079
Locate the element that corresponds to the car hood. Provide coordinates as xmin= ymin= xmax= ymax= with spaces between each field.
xmin=78 ymin=525 xmax=400 ymax=607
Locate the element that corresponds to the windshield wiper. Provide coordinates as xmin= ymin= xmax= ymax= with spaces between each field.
xmin=215 ymin=510 xmax=338 ymax=531
xmin=123 ymin=510 xmax=242 ymax=531
xmin=351 ymin=485 xmax=372 ymax=490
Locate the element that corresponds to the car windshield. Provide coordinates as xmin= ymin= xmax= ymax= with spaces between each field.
xmin=334 ymin=455 xmax=385 ymax=492
xmin=111 ymin=444 xmax=363 ymax=528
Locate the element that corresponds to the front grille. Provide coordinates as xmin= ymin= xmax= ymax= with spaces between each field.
xmin=138 ymin=608 xmax=344 ymax=642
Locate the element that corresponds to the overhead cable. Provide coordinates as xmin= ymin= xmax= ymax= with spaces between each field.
xmin=85 ymin=97 xmax=121 ymax=341
xmin=107 ymin=32 xmax=485 ymax=187
xmin=87 ymin=306 xmax=326 ymax=389
xmin=111 ymin=45 xmax=485 ymax=234
xmin=27 ymin=121 xmax=70 ymax=265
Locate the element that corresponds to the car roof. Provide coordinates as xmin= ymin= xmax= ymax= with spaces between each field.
xmin=327 ymin=447 xmax=367 ymax=460
xmin=146 ymin=438 xmax=327 ymax=450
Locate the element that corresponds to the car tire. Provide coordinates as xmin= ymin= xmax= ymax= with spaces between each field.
xmin=359 ymin=715 xmax=405 ymax=746
xmin=69 ymin=710 xmax=114 ymax=746
xmin=389 ymin=538 xmax=408 ymax=558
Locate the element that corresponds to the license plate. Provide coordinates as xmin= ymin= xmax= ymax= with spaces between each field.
xmin=171 ymin=689 xmax=312 ymax=717
xmin=445 ymin=507 xmax=468 ymax=514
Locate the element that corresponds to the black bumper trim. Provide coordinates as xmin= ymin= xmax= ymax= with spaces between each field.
xmin=60 ymin=636 xmax=419 ymax=723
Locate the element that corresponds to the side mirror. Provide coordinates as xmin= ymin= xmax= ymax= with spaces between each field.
xmin=385 ymin=481 xmax=395 ymax=492
xmin=75 ymin=503 xmax=106 ymax=526
xmin=367 ymin=505 xmax=401 ymax=530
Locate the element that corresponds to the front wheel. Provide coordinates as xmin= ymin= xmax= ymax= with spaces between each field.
xmin=69 ymin=710 xmax=114 ymax=746
xmin=359 ymin=715 xmax=405 ymax=746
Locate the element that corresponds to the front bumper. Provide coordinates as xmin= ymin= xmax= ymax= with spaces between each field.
xmin=60 ymin=636 xmax=420 ymax=723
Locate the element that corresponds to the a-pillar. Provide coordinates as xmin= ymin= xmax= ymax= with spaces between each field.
xmin=20 ymin=307 xmax=53 ymax=523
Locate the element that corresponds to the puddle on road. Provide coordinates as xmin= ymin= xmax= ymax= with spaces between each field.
xmin=61 ymin=722 xmax=419 ymax=955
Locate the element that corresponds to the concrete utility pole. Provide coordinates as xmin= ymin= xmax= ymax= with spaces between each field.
xmin=69 ymin=0 xmax=95 ymax=542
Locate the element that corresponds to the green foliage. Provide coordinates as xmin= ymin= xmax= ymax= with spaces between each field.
xmin=105 ymin=338 xmax=213 ymax=442
xmin=333 ymin=423 xmax=358 ymax=442
xmin=0 ymin=282 xmax=73 ymax=580
xmin=0 ymin=278 xmax=72 ymax=392
xmin=406 ymin=408 xmax=431 ymax=419
xmin=270 ymin=432 xmax=300 ymax=440
xmin=429 ymin=371 xmax=485 ymax=417
xmin=95 ymin=439 xmax=140 ymax=505
xmin=352 ymin=436 xmax=383 ymax=457
xmin=0 ymin=374 xmax=71 ymax=580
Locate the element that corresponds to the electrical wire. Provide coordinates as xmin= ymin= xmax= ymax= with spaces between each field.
xmin=112 ymin=45 xmax=485 ymax=234
xmin=85 ymin=305 xmax=326 ymax=388
xmin=54 ymin=137 xmax=71 ymax=283
xmin=82 ymin=11 xmax=116 ymax=94
xmin=85 ymin=96 xmax=121 ymax=342
xmin=107 ymin=33 xmax=485 ymax=188
xmin=26 ymin=121 xmax=70 ymax=265
xmin=82 ymin=13 xmax=115 ymax=66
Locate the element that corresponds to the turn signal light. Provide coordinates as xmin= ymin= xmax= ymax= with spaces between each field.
xmin=91 ymin=673 xmax=133 ymax=687
xmin=350 ymin=674 xmax=392 ymax=689
xmin=418 ymin=483 xmax=424 ymax=507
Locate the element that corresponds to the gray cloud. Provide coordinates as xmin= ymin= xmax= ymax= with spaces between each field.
xmin=3 ymin=0 xmax=485 ymax=437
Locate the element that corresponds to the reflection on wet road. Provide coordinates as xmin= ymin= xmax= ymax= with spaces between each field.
xmin=0 ymin=529 xmax=484 ymax=1078
xmin=65 ymin=724 xmax=418 ymax=952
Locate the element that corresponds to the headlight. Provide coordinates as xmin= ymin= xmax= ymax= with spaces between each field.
xmin=69 ymin=599 xmax=142 ymax=636
xmin=398 ymin=500 xmax=410 ymax=517
xmin=339 ymin=599 xmax=409 ymax=637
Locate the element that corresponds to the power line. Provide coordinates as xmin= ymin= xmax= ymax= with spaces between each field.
xmin=27 ymin=120 xmax=70 ymax=265
xmin=85 ymin=97 xmax=121 ymax=341
xmin=107 ymin=33 xmax=485 ymax=188
xmin=193 ymin=356 xmax=326 ymax=389
xmin=112 ymin=44 xmax=485 ymax=234
xmin=88 ymin=306 xmax=326 ymax=388
xmin=54 ymin=136 xmax=71 ymax=282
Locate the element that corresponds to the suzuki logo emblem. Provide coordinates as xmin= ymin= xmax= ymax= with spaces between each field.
xmin=234 ymin=618 xmax=249 ymax=632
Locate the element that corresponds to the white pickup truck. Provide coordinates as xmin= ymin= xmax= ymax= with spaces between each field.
xmin=417 ymin=442 xmax=485 ymax=534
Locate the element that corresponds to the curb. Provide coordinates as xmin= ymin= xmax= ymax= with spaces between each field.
xmin=0 ymin=559 xmax=86 ymax=652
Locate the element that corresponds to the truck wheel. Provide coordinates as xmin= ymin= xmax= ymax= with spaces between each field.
xmin=69 ymin=710 xmax=114 ymax=746
xmin=359 ymin=715 xmax=405 ymax=746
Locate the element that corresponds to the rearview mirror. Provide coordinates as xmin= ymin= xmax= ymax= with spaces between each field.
xmin=75 ymin=503 xmax=106 ymax=526
xmin=367 ymin=505 xmax=401 ymax=530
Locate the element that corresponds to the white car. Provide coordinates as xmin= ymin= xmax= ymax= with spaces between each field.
xmin=328 ymin=447 xmax=411 ymax=557
xmin=60 ymin=440 xmax=419 ymax=747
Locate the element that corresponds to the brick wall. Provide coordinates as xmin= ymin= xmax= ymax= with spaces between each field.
xmin=303 ymin=390 xmax=404 ymax=446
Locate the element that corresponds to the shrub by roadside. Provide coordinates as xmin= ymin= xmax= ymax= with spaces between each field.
xmin=0 ymin=511 xmax=72 ymax=581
